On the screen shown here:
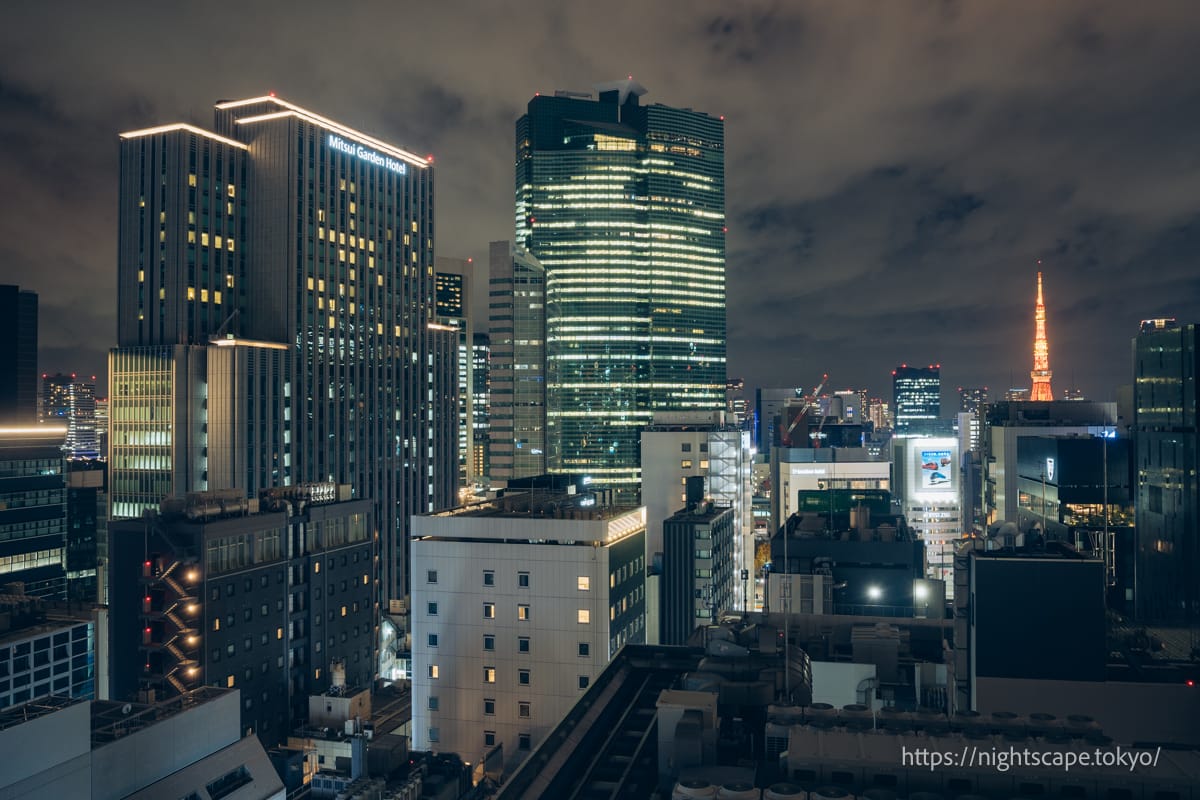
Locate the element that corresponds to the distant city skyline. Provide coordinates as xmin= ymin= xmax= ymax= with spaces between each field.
xmin=3 ymin=2 xmax=1198 ymax=402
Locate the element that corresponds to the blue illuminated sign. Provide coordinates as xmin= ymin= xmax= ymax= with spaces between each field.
xmin=328 ymin=134 xmax=407 ymax=175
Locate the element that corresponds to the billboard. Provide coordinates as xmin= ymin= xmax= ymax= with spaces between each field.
xmin=907 ymin=437 xmax=959 ymax=496
xmin=919 ymin=449 xmax=954 ymax=490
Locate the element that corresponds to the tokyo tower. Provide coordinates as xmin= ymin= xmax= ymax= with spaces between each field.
xmin=1030 ymin=270 xmax=1054 ymax=401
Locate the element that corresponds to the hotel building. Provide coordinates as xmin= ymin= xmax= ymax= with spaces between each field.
xmin=113 ymin=95 xmax=454 ymax=603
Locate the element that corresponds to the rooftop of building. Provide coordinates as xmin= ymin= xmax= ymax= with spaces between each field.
xmin=0 ymin=590 xmax=94 ymax=646
xmin=430 ymin=486 xmax=637 ymax=524
xmin=986 ymin=400 xmax=1117 ymax=426
xmin=122 ymin=733 xmax=284 ymax=800
xmin=498 ymin=620 xmax=1200 ymax=799
xmin=773 ymin=446 xmax=880 ymax=463
xmin=0 ymin=693 xmax=80 ymax=732
xmin=643 ymin=410 xmax=741 ymax=431
xmin=775 ymin=511 xmax=913 ymax=544
xmin=90 ymin=686 xmax=234 ymax=747
xmin=666 ymin=501 xmax=734 ymax=524
xmin=122 ymin=94 xmax=431 ymax=168
xmin=957 ymin=535 xmax=1097 ymax=561
xmin=0 ymin=686 xmax=235 ymax=741
xmin=496 ymin=644 xmax=705 ymax=800
xmin=138 ymin=483 xmax=362 ymax=527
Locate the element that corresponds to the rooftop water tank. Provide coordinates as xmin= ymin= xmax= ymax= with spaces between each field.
xmin=764 ymin=784 xmax=807 ymax=800
xmin=810 ymin=788 xmax=854 ymax=800
xmin=674 ymin=779 xmax=718 ymax=800
xmin=717 ymin=782 xmax=761 ymax=800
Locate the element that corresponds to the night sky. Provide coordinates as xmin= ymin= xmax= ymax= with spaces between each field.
xmin=2 ymin=1 xmax=1198 ymax=404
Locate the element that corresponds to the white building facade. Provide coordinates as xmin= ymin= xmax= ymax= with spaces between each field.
xmin=771 ymin=448 xmax=891 ymax=532
xmin=892 ymin=436 xmax=962 ymax=590
xmin=641 ymin=412 xmax=753 ymax=615
xmin=410 ymin=501 xmax=646 ymax=771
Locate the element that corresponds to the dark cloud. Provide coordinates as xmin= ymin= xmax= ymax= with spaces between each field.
xmin=1 ymin=0 xmax=1198 ymax=405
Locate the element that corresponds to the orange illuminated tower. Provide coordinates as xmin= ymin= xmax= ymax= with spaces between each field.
xmin=1030 ymin=270 xmax=1054 ymax=401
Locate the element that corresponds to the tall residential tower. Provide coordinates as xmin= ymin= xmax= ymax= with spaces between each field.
xmin=515 ymin=81 xmax=726 ymax=495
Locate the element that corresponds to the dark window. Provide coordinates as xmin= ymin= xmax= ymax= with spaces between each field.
xmin=206 ymin=766 xmax=252 ymax=800
xmin=578 ymin=642 xmax=589 ymax=657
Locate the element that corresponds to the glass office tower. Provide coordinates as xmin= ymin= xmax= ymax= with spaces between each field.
xmin=1133 ymin=319 xmax=1199 ymax=623
xmin=515 ymin=80 xmax=726 ymax=495
xmin=892 ymin=365 xmax=942 ymax=436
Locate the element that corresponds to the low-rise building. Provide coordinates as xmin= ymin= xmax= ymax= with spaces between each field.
xmin=0 ymin=687 xmax=283 ymax=800
xmin=0 ymin=588 xmax=96 ymax=711
xmin=410 ymin=479 xmax=646 ymax=773
xmin=660 ymin=489 xmax=735 ymax=645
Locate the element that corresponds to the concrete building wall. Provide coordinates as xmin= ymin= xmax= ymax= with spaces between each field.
xmin=0 ymin=700 xmax=91 ymax=800
xmin=774 ymin=455 xmax=890 ymax=530
xmin=91 ymin=688 xmax=241 ymax=799
xmin=410 ymin=508 xmax=645 ymax=769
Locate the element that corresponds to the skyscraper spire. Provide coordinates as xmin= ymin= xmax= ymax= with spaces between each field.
xmin=1030 ymin=269 xmax=1054 ymax=401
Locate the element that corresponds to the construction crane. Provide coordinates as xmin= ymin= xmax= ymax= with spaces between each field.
xmin=780 ymin=373 xmax=828 ymax=447
xmin=811 ymin=405 xmax=831 ymax=448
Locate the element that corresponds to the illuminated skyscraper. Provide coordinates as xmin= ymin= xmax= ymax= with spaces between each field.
xmin=115 ymin=95 xmax=451 ymax=605
xmin=957 ymin=386 xmax=989 ymax=452
xmin=488 ymin=241 xmax=546 ymax=482
xmin=435 ymin=260 xmax=473 ymax=490
xmin=1030 ymin=270 xmax=1054 ymax=402
xmin=41 ymin=373 xmax=100 ymax=459
xmin=892 ymin=365 xmax=941 ymax=436
xmin=516 ymin=81 xmax=726 ymax=495
xmin=471 ymin=332 xmax=491 ymax=484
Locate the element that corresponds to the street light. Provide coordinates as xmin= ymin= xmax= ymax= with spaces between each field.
xmin=867 ymin=585 xmax=883 ymax=602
